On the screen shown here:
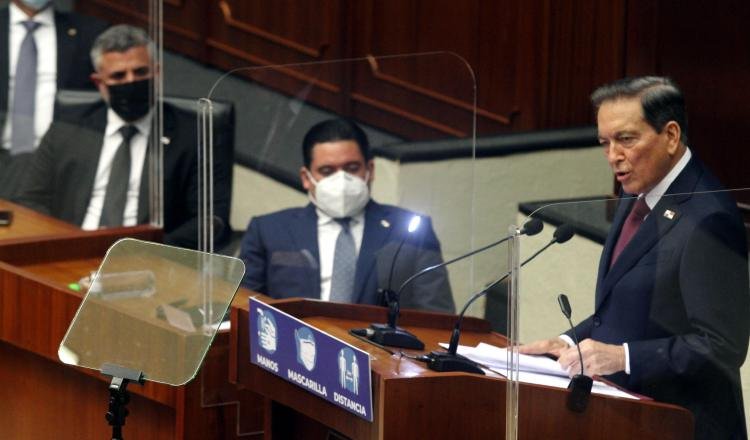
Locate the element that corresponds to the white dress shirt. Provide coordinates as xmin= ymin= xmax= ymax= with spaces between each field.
xmin=3 ymin=2 xmax=57 ymax=150
xmin=317 ymin=208 xmax=365 ymax=301
xmin=81 ymin=109 xmax=152 ymax=230
xmin=560 ymin=148 xmax=692 ymax=374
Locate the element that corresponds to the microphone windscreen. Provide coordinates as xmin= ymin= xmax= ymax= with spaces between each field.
xmin=521 ymin=218 xmax=543 ymax=236
xmin=557 ymin=293 xmax=572 ymax=319
xmin=553 ymin=224 xmax=575 ymax=244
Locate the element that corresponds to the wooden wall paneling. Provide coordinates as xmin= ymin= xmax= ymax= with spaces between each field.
xmin=205 ymin=0 xmax=347 ymax=113
xmin=541 ymin=0 xmax=627 ymax=129
xmin=76 ymin=0 xmax=209 ymax=61
xmin=625 ymin=0 xmax=750 ymax=199
xmin=475 ymin=0 xmax=526 ymax=135
xmin=349 ymin=0 xmax=492 ymax=140
xmin=163 ymin=0 xmax=209 ymax=60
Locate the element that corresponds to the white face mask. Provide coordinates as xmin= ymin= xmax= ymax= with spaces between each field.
xmin=307 ymin=169 xmax=370 ymax=218
xmin=19 ymin=0 xmax=51 ymax=11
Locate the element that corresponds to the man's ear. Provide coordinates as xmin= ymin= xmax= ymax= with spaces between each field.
xmin=664 ymin=121 xmax=682 ymax=155
xmin=90 ymin=73 xmax=109 ymax=100
xmin=300 ymin=166 xmax=313 ymax=192
xmin=366 ymin=159 xmax=375 ymax=183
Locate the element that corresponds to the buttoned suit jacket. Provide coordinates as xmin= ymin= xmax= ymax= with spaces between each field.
xmin=239 ymin=201 xmax=455 ymax=313
xmin=569 ymin=156 xmax=749 ymax=439
xmin=15 ymin=101 xmax=232 ymax=249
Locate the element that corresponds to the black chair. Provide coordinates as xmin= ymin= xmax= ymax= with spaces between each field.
xmin=53 ymin=89 xmax=235 ymax=250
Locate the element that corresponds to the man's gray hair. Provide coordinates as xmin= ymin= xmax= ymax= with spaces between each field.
xmin=90 ymin=24 xmax=154 ymax=70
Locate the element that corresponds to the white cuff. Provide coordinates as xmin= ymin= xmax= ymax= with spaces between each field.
xmin=558 ymin=334 xmax=575 ymax=347
xmin=623 ymin=342 xmax=631 ymax=374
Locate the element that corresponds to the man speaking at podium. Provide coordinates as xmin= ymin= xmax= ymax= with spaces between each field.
xmin=521 ymin=77 xmax=749 ymax=439
xmin=239 ymin=118 xmax=454 ymax=313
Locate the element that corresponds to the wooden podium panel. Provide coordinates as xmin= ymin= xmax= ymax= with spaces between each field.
xmin=0 ymin=202 xmax=261 ymax=439
xmin=230 ymin=298 xmax=693 ymax=440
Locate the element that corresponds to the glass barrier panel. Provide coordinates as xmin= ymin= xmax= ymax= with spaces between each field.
xmin=3 ymin=0 xmax=169 ymax=243
xmin=192 ymin=53 xmax=478 ymax=434
xmin=58 ymin=238 xmax=244 ymax=386
xmin=515 ymin=189 xmax=750 ymax=438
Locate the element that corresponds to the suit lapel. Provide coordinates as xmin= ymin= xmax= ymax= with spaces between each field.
xmin=54 ymin=11 xmax=75 ymax=89
xmin=73 ymin=105 xmax=108 ymax=225
xmin=137 ymin=104 xmax=172 ymax=223
xmin=291 ymin=204 xmax=321 ymax=298
xmin=597 ymin=157 xmax=701 ymax=307
xmin=352 ymin=202 xmax=394 ymax=303
xmin=0 ymin=8 xmax=10 ymax=123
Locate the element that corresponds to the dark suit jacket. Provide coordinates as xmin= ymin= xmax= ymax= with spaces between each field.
xmin=239 ymin=201 xmax=455 ymax=313
xmin=0 ymin=6 xmax=108 ymax=199
xmin=15 ymin=101 xmax=232 ymax=249
xmin=569 ymin=156 xmax=749 ymax=439
xmin=0 ymin=6 xmax=108 ymax=128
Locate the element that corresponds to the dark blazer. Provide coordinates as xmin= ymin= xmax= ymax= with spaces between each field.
xmin=0 ymin=6 xmax=108 ymax=199
xmin=0 ymin=6 xmax=108 ymax=128
xmin=15 ymin=101 xmax=232 ymax=249
xmin=239 ymin=201 xmax=455 ymax=313
xmin=569 ymin=156 xmax=750 ymax=440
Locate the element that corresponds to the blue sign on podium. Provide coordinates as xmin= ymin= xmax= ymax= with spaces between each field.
xmin=249 ymin=297 xmax=373 ymax=421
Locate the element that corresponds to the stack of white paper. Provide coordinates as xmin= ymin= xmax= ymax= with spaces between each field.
xmin=440 ymin=342 xmax=639 ymax=400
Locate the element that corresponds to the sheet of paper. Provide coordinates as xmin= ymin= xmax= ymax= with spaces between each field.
xmin=440 ymin=342 xmax=640 ymax=400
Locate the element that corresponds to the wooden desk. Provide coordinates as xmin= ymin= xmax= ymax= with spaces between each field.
xmin=0 ymin=199 xmax=78 ymax=239
xmin=230 ymin=298 xmax=693 ymax=440
xmin=0 ymin=202 xmax=262 ymax=439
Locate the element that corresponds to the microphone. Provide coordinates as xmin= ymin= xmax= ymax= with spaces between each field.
xmin=557 ymin=293 xmax=592 ymax=413
xmin=366 ymin=215 xmax=426 ymax=350
xmin=425 ymin=223 xmax=576 ymax=374
xmin=356 ymin=218 xmax=544 ymax=350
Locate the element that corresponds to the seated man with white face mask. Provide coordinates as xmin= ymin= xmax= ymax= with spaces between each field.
xmin=239 ymin=118 xmax=455 ymax=313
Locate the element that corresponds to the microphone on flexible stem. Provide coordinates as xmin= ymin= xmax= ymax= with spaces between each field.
xmin=557 ymin=293 xmax=592 ymax=413
xmin=425 ymin=224 xmax=576 ymax=374
xmin=355 ymin=218 xmax=544 ymax=349
xmin=366 ymin=215 xmax=426 ymax=350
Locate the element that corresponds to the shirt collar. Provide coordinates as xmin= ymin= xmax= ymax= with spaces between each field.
xmin=105 ymin=106 xmax=153 ymax=138
xmin=643 ymin=147 xmax=692 ymax=209
xmin=315 ymin=206 xmax=365 ymax=227
xmin=10 ymin=2 xmax=55 ymax=27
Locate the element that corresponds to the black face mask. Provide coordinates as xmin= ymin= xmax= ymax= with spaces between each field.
xmin=107 ymin=79 xmax=152 ymax=122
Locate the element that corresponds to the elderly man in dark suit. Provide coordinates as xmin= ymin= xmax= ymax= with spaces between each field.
xmin=521 ymin=77 xmax=750 ymax=439
xmin=0 ymin=0 xmax=107 ymax=198
xmin=16 ymin=24 xmax=231 ymax=249
xmin=239 ymin=118 xmax=455 ymax=313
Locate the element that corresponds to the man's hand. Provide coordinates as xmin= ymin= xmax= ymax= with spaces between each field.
xmin=518 ymin=338 xmax=569 ymax=358
xmin=558 ymin=339 xmax=625 ymax=377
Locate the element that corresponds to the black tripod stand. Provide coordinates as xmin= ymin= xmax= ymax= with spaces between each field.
xmin=101 ymin=363 xmax=145 ymax=440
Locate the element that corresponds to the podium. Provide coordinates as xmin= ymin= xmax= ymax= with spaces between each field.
xmin=229 ymin=297 xmax=693 ymax=440
xmin=0 ymin=200 xmax=261 ymax=439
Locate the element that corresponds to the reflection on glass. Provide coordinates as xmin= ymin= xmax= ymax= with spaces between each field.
xmin=200 ymin=53 xmax=477 ymax=315
xmin=58 ymin=238 xmax=244 ymax=386
xmin=517 ymin=189 xmax=750 ymax=438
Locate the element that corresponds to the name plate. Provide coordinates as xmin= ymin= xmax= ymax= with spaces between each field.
xmin=249 ymin=297 xmax=373 ymax=421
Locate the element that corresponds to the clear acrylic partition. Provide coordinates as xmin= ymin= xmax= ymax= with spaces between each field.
xmin=58 ymin=238 xmax=244 ymax=385
xmin=196 ymin=53 xmax=477 ymax=434
xmin=9 ymin=1 xmax=173 ymax=244
xmin=514 ymin=188 xmax=750 ymax=438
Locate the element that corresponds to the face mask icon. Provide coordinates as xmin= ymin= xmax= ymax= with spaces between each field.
xmin=295 ymin=327 xmax=317 ymax=371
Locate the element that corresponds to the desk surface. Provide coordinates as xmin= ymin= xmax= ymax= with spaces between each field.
xmin=0 ymin=199 xmax=79 ymax=240
xmin=231 ymin=298 xmax=693 ymax=440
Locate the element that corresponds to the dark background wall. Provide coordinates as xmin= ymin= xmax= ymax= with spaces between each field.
xmin=75 ymin=0 xmax=750 ymax=194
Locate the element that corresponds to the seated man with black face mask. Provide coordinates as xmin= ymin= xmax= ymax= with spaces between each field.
xmin=239 ymin=118 xmax=455 ymax=313
xmin=15 ymin=24 xmax=231 ymax=249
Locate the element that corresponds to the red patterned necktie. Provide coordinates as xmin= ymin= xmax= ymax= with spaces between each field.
xmin=610 ymin=197 xmax=650 ymax=267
